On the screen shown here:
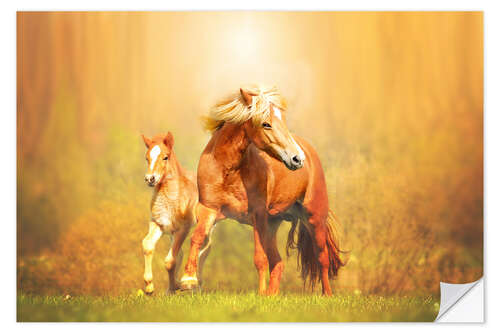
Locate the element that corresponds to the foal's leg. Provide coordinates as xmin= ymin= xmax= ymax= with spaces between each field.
xmin=165 ymin=227 xmax=189 ymax=292
xmin=265 ymin=219 xmax=283 ymax=295
xmin=252 ymin=211 xmax=269 ymax=295
xmin=142 ymin=221 xmax=163 ymax=295
xmin=180 ymin=204 xmax=217 ymax=290
xmin=175 ymin=248 xmax=184 ymax=280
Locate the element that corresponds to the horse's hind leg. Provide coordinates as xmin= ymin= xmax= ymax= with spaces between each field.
xmin=311 ymin=216 xmax=333 ymax=296
xmin=165 ymin=227 xmax=189 ymax=292
xmin=301 ymin=206 xmax=333 ymax=296
xmin=142 ymin=221 xmax=163 ymax=295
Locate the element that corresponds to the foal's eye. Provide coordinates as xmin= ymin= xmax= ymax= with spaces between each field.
xmin=262 ymin=122 xmax=272 ymax=129
xmin=163 ymin=156 xmax=169 ymax=161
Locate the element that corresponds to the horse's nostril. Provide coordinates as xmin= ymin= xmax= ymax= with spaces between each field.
xmin=292 ymin=155 xmax=300 ymax=164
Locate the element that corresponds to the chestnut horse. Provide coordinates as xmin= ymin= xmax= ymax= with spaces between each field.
xmin=141 ymin=132 xmax=213 ymax=294
xmin=180 ymin=85 xmax=344 ymax=295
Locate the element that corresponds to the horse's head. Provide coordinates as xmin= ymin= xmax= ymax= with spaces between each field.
xmin=240 ymin=88 xmax=305 ymax=171
xmin=141 ymin=132 xmax=175 ymax=187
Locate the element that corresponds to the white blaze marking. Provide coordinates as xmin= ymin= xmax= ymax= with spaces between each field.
xmin=291 ymin=137 xmax=306 ymax=160
xmin=149 ymin=145 xmax=161 ymax=171
xmin=273 ymin=106 xmax=282 ymax=120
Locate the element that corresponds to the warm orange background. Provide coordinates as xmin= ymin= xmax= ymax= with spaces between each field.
xmin=17 ymin=12 xmax=482 ymax=295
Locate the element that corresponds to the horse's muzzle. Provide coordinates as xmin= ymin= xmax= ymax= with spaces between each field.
xmin=145 ymin=174 xmax=158 ymax=187
xmin=283 ymin=154 xmax=304 ymax=171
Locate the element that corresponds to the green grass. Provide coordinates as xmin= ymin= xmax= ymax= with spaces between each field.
xmin=17 ymin=292 xmax=439 ymax=322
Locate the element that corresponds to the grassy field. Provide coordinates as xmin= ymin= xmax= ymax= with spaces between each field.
xmin=17 ymin=293 xmax=439 ymax=322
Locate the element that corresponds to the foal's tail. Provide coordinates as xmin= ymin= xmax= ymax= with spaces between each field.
xmin=286 ymin=208 xmax=346 ymax=288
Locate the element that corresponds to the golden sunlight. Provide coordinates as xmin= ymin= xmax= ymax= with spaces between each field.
xmin=224 ymin=14 xmax=265 ymax=65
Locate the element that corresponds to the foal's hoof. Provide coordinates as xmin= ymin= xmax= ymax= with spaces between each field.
xmin=144 ymin=284 xmax=155 ymax=296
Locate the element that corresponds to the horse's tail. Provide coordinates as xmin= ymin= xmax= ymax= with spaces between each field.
xmin=324 ymin=210 xmax=346 ymax=278
xmin=286 ymin=207 xmax=346 ymax=288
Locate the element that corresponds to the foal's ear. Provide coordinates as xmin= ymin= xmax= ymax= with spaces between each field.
xmin=163 ymin=132 xmax=174 ymax=149
xmin=240 ymin=88 xmax=256 ymax=106
xmin=141 ymin=134 xmax=152 ymax=148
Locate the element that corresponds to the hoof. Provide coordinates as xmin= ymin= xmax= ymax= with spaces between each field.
xmin=180 ymin=282 xmax=199 ymax=292
xmin=165 ymin=289 xmax=178 ymax=295
xmin=165 ymin=282 xmax=183 ymax=295
xmin=179 ymin=277 xmax=200 ymax=292
xmin=144 ymin=281 xmax=154 ymax=295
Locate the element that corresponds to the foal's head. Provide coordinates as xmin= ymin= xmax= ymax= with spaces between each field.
xmin=240 ymin=88 xmax=305 ymax=170
xmin=141 ymin=132 xmax=176 ymax=187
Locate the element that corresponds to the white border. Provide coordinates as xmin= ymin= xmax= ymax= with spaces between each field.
xmin=7 ymin=0 xmax=491 ymax=11
xmin=3 ymin=0 xmax=497 ymax=331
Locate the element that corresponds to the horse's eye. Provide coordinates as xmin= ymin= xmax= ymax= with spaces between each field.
xmin=262 ymin=122 xmax=272 ymax=129
xmin=163 ymin=156 xmax=169 ymax=161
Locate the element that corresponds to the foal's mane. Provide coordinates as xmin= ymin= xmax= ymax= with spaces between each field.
xmin=203 ymin=84 xmax=288 ymax=132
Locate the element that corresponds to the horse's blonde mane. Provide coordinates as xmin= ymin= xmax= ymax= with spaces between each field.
xmin=203 ymin=84 xmax=288 ymax=132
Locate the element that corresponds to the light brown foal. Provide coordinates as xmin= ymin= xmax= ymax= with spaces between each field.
xmin=141 ymin=132 xmax=212 ymax=294
xmin=180 ymin=85 xmax=344 ymax=295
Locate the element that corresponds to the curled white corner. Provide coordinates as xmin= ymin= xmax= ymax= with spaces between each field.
xmin=435 ymin=278 xmax=483 ymax=322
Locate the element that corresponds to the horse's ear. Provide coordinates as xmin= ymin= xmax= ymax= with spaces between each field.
xmin=141 ymin=134 xmax=152 ymax=148
xmin=163 ymin=132 xmax=174 ymax=149
xmin=240 ymin=88 xmax=256 ymax=106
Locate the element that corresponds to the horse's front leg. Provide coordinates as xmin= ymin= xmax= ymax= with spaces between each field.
xmin=266 ymin=219 xmax=284 ymax=295
xmin=180 ymin=203 xmax=217 ymax=290
xmin=165 ymin=226 xmax=189 ymax=292
xmin=197 ymin=224 xmax=216 ymax=286
xmin=252 ymin=211 xmax=269 ymax=295
xmin=142 ymin=221 xmax=163 ymax=295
